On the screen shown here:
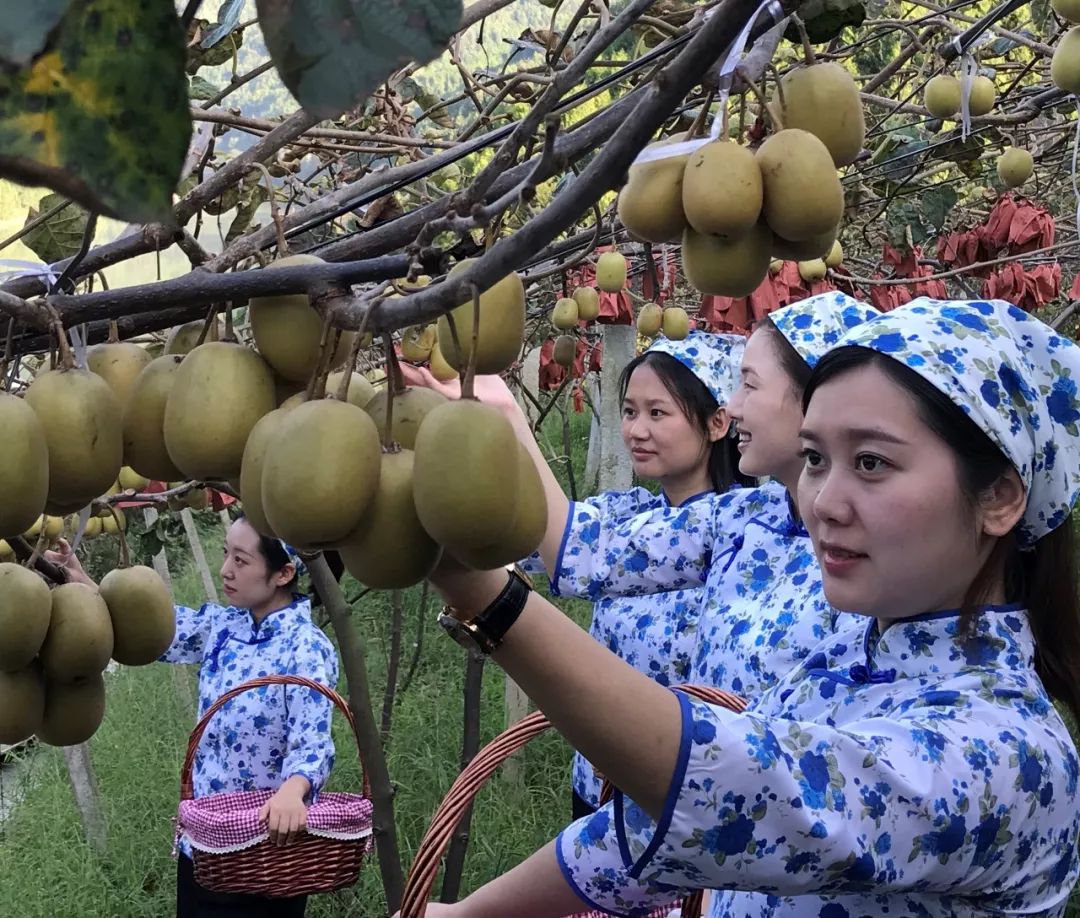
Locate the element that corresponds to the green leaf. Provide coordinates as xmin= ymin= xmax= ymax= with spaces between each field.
xmin=186 ymin=17 xmax=244 ymax=73
xmin=787 ymin=0 xmax=865 ymax=44
xmin=0 ymin=0 xmax=74 ymax=66
xmin=21 ymin=191 xmax=89 ymax=263
xmin=922 ymin=186 xmax=958 ymax=231
xmin=256 ymin=0 xmax=465 ymax=119
xmin=188 ymin=75 xmax=221 ymax=101
xmin=0 ymin=0 xmax=192 ymax=224
xmin=201 ymin=0 xmax=245 ymax=49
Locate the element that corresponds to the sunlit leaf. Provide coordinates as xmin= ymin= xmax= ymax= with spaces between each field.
xmin=256 ymin=0 xmax=464 ymax=119
xmin=22 ymin=192 xmax=89 ymax=263
xmin=0 ymin=0 xmax=191 ymax=223
xmin=0 ymin=0 xmax=74 ymax=66
xmin=188 ymin=74 xmax=220 ymax=101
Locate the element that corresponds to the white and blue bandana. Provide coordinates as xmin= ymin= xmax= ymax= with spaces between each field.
xmin=832 ymin=297 xmax=1080 ymax=547
xmin=769 ymin=292 xmax=880 ymax=368
xmin=646 ymin=330 xmax=746 ymax=407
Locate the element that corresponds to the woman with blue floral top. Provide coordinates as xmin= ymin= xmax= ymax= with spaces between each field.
xmin=49 ymin=514 xmax=338 ymax=918
xmin=404 ymin=298 xmax=1080 ymax=916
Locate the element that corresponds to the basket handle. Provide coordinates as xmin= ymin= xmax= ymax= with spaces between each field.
xmin=180 ymin=674 xmax=370 ymax=802
xmin=399 ymin=684 xmax=747 ymax=918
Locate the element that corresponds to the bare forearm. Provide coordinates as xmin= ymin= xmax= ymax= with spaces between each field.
xmin=438 ymin=569 xmax=681 ymax=818
xmin=458 ymin=842 xmax=587 ymax=918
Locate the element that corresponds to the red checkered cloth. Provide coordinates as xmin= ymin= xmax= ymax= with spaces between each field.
xmin=178 ymin=789 xmax=373 ymax=854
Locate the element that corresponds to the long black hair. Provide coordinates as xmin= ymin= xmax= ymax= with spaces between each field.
xmin=755 ymin=317 xmax=813 ymax=395
xmin=805 ymin=346 xmax=1080 ymax=723
xmin=619 ymin=350 xmax=755 ymax=494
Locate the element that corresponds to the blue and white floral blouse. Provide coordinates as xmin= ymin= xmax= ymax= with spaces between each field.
xmin=545 ymin=486 xmax=717 ymax=808
xmin=161 ymin=597 xmax=339 ymax=857
xmin=553 ymin=480 xmax=839 ymax=702
xmin=557 ymin=606 xmax=1080 ymax=916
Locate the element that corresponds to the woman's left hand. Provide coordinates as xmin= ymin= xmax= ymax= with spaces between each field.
xmin=259 ymin=776 xmax=310 ymax=846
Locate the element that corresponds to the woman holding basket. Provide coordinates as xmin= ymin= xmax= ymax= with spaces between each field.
xmin=405 ymin=298 xmax=1080 ymax=915
xmin=49 ymin=514 xmax=338 ymax=918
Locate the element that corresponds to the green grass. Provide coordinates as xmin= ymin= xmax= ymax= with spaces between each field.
xmin=0 ymin=406 xmax=597 ymax=917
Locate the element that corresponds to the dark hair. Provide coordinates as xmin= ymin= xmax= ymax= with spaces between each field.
xmin=619 ymin=351 xmax=755 ymax=493
xmin=805 ymin=346 xmax=1080 ymax=723
xmin=754 ymin=317 xmax=813 ymax=395
xmin=234 ymin=514 xmax=299 ymax=590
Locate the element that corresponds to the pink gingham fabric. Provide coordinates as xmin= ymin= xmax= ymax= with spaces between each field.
xmin=178 ymin=789 xmax=373 ymax=854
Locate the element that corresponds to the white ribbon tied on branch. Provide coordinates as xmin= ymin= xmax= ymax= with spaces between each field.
xmin=630 ymin=0 xmax=787 ymax=167
xmin=956 ymin=49 xmax=978 ymax=142
xmin=0 ymin=259 xmax=60 ymax=290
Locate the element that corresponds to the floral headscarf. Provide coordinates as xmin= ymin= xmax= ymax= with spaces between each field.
xmin=768 ymin=292 xmax=880 ymax=368
xmin=646 ymin=330 xmax=746 ymax=406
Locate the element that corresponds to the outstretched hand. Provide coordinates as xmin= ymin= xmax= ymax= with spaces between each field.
xmin=398 ymin=364 xmax=522 ymax=417
xmin=43 ymin=539 xmax=94 ymax=587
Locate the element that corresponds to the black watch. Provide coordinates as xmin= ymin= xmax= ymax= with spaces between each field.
xmin=438 ymin=565 xmax=534 ymax=655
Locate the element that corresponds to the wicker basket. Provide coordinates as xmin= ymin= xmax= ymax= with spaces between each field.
xmin=400 ymin=684 xmax=747 ymax=918
xmin=177 ymin=674 xmax=372 ymax=899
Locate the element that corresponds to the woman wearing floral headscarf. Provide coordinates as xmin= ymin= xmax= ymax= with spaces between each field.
xmin=404 ymin=298 xmax=1080 ymax=916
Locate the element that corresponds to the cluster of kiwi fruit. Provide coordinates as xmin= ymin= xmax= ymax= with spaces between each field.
xmin=923 ymin=73 xmax=997 ymax=121
xmin=549 ymin=286 xmax=600 ymax=368
xmin=239 ymin=258 xmax=545 ymax=590
xmin=0 ymin=558 xmax=174 ymax=749
xmin=616 ymin=62 xmax=863 ymax=300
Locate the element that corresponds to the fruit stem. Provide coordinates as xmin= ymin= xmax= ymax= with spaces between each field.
xmin=196 ymin=306 xmax=218 ymax=348
xmin=107 ymin=320 xmax=120 ymax=344
xmin=110 ymin=507 xmax=131 ymax=568
xmin=249 ymin=163 xmax=288 ymax=257
xmin=737 ymin=91 xmax=748 ymax=143
xmin=305 ymin=313 xmax=335 ymax=403
xmin=461 ymin=282 xmax=481 ymax=401
xmin=0 ymin=316 xmax=13 ymax=387
xmin=687 ymin=89 xmax=715 ymax=141
xmin=223 ymin=303 xmax=236 ymax=342
xmin=47 ymin=305 xmax=77 ymax=371
xmin=745 ymin=76 xmax=783 ymax=132
xmin=335 ymin=331 xmax=367 ymax=402
xmin=792 ymin=15 xmax=817 ymax=65
xmin=382 ymin=335 xmax=401 ymax=449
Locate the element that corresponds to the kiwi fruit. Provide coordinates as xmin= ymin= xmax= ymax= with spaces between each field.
xmin=553 ymin=335 xmax=577 ymax=367
xmin=164 ymin=319 xmax=221 ymax=355
xmin=338 ymin=450 xmax=442 ymax=589
xmin=401 ymin=325 xmax=437 ymax=363
xmin=572 ymin=286 xmax=601 ymax=322
xmin=413 ymin=400 xmax=521 ymax=557
xmin=595 ymin=252 xmax=627 ymax=292
xmin=249 ymin=254 xmax=357 ymax=382
xmin=769 ymin=258 xmax=784 ymax=275
xmin=429 ymin=341 xmax=459 ymax=382
xmin=82 ymin=516 xmax=103 ymax=540
xmin=0 ymin=540 xmax=15 ymax=563
xmin=40 ymin=583 xmax=114 ymax=682
xmin=163 ymin=342 xmax=276 ymax=481
xmin=681 ymin=141 xmax=763 ymax=238
xmin=436 ymin=260 xmax=526 ymax=376
xmin=772 ymin=226 xmax=839 ymax=261
xmin=451 ymin=442 xmax=547 ymax=569
xmin=118 ymin=466 xmax=150 ymax=492
xmin=616 ymin=134 xmax=690 ymax=243
xmin=102 ymin=510 xmax=126 ymax=535
xmin=924 ymin=75 xmax=961 ymax=118
xmin=100 ymin=565 xmax=175 ymax=665
xmin=26 ymin=368 xmax=123 ymax=513
xmin=262 ymin=400 xmax=382 ymax=548
xmin=364 ymin=386 xmax=448 ymax=450
xmin=772 ymin=63 xmax=866 ymax=167
xmin=274 ymin=374 xmax=306 ymax=407
xmin=996 ymin=147 xmax=1034 ymax=189
xmin=1053 ymin=0 xmax=1080 ymax=21
xmin=329 ymin=370 xmax=377 ymax=409
xmin=798 ymin=259 xmax=829 ymax=283
xmin=38 ymin=674 xmax=106 ymax=746
xmin=1051 ymin=28 xmax=1080 ymax=94
xmin=552 ymin=298 xmax=579 ymax=331
xmin=87 ymin=342 xmax=152 ymax=406
xmin=756 ymin=130 xmax=844 ymax=242
xmin=0 ymin=563 xmax=51 ymax=671
xmin=637 ymin=303 xmax=663 ymax=338
xmin=123 ymin=355 xmax=186 ymax=482
xmin=662 ymin=307 xmax=690 ymax=341
xmin=968 ymin=75 xmax=996 ymax=116
xmin=0 ymin=666 xmax=45 ymax=745
xmin=0 ymin=393 xmax=49 ymax=538
xmin=682 ymin=222 xmax=772 ymax=297
xmin=824 ymin=240 xmax=844 ymax=269
xmin=1054 ymin=0 xmax=1080 ymax=21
